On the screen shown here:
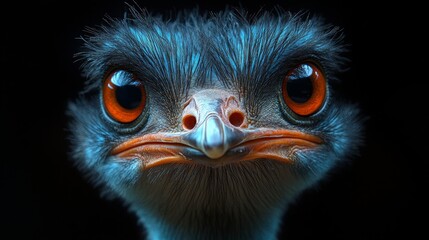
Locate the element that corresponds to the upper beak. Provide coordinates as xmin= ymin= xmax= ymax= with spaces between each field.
xmin=181 ymin=112 xmax=245 ymax=159
xmin=111 ymin=89 xmax=322 ymax=169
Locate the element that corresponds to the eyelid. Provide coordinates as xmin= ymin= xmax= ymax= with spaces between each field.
xmin=108 ymin=70 xmax=139 ymax=86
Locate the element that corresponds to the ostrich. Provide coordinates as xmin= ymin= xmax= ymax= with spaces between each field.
xmin=68 ymin=6 xmax=361 ymax=240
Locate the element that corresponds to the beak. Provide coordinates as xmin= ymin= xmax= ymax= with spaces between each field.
xmin=111 ymin=89 xmax=322 ymax=169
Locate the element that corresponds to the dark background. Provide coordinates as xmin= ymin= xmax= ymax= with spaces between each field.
xmin=2 ymin=0 xmax=427 ymax=239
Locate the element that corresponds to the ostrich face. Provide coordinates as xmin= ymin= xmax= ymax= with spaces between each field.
xmin=69 ymin=8 xmax=361 ymax=240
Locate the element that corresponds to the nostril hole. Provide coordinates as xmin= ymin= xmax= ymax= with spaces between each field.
xmin=182 ymin=115 xmax=197 ymax=130
xmin=229 ymin=111 xmax=245 ymax=127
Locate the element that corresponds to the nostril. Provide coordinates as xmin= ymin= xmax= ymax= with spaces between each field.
xmin=182 ymin=114 xmax=197 ymax=130
xmin=228 ymin=111 xmax=245 ymax=127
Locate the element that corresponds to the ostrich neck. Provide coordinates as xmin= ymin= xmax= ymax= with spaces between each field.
xmin=126 ymin=162 xmax=302 ymax=240
xmin=135 ymin=206 xmax=284 ymax=240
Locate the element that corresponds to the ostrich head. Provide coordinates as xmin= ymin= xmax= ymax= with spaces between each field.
xmin=68 ymin=7 xmax=361 ymax=240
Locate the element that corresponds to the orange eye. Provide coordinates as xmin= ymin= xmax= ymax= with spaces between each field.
xmin=282 ymin=63 xmax=326 ymax=116
xmin=102 ymin=70 xmax=146 ymax=123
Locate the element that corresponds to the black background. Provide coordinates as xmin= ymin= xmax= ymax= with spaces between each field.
xmin=2 ymin=0 xmax=427 ymax=239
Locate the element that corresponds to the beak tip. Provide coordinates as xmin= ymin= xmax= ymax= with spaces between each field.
xmin=201 ymin=146 xmax=227 ymax=159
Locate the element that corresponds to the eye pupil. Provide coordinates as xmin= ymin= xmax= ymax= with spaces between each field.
xmin=286 ymin=75 xmax=313 ymax=103
xmin=286 ymin=64 xmax=314 ymax=103
xmin=116 ymin=84 xmax=143 ymax=110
